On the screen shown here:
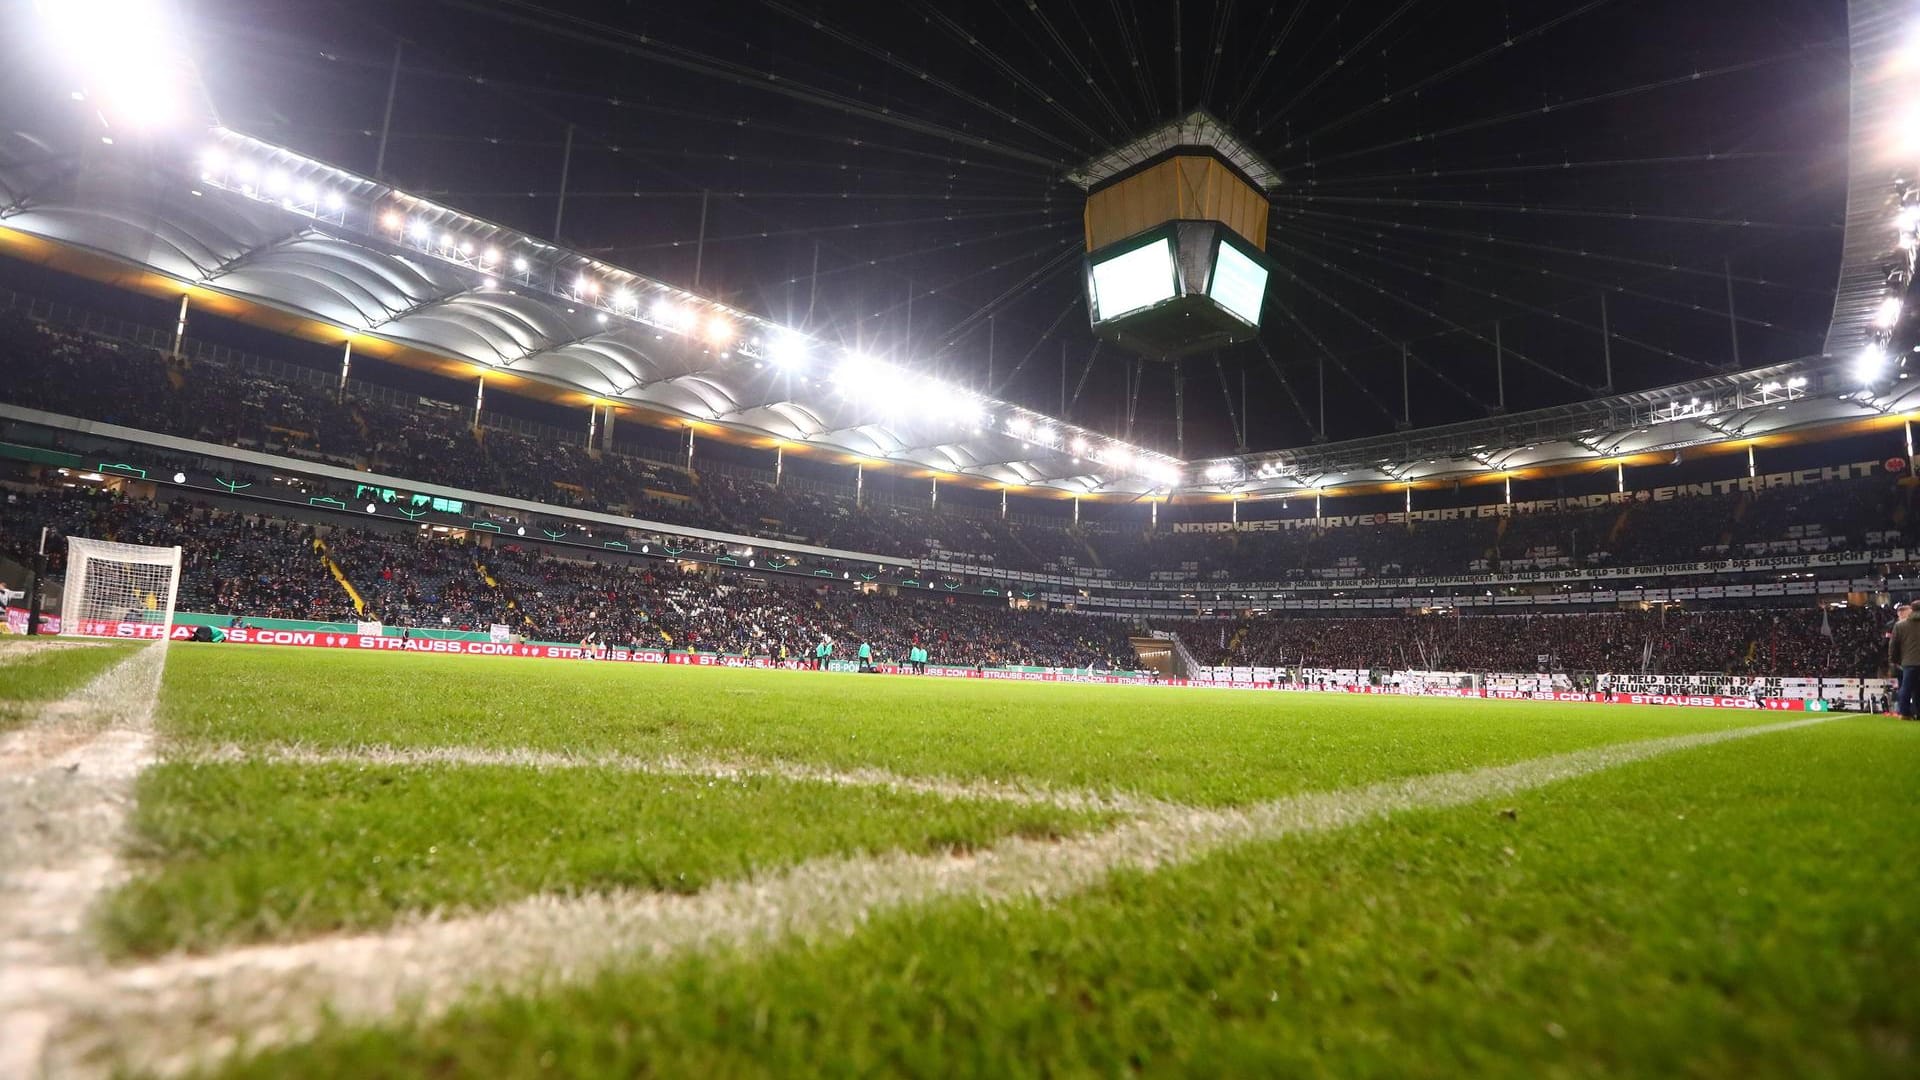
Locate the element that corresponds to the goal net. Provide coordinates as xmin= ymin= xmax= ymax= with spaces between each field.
xmin=59 ymin=536 xmax=182 ymax=639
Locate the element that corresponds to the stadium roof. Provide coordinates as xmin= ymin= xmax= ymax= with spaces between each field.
xmin=0 ymin=0 xmax=1898 ymax=503
xmin=0 ymin=123 xmax=1182 ymax=495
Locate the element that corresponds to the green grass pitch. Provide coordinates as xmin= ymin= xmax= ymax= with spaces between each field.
xmin=15 ymin=642 xmax=1919 ymax=1076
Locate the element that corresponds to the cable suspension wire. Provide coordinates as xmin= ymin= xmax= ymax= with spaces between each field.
xmin=780 ymin=219 xmax=1078 ymax=292
xmin=1275 ymin=206 xmax=1813 ymax=336
xmin=1067 ymin=339 xmax=1104 ymax=419
xmin=1298 ymin=151 xmax=1798 ymax=191
xmin=1262 ymin=282 xmax=1408 ymax=421
xmin=422 ymin=188 xmax=1065 ymax=204
xmin=277 ymin=122 xmax=1065 ymax=187
xmin=1213 ymin=353 xmax=1244 ymax=451
xmin=905 ymin=0 xmax=1114 ymax=153
xmin=1225 ymin=0 xmax=1316 ymax=122
xmin=1105 ymin=0 xmax=1161 ymax=117
xmin=255 ymin=40 xmax=1073 ymax=183
xmin=1271 ymin=203 xmax=1830 ymax=291
xmin=595 ymin=206 xmax=1068 ymax=253
xmin=1267 ymin=254 xmax=1495 ymax=409
xmin=991 ymin=293 xmax=1085 ymax=397
xmin=758 ymin=0 xmax=1092 ymax=159
xmin=443 ymin=0 xmax=1073 ymax=168
xmin=934 ymin=242 xmax=1085 ymax=351
xmin=1274 ymin=191 xmax=1834 ymax=233
xmin=1253 ymin=336 xmax=1322 ymax=438
xmin=1279 ymin=48 xmax=1830 ymax=172
xmin=1198 ymin=0 xmax=1237 ymax=108
xmin=1249 ymin=0 xmax=1423 ymax=131
xmin=840 ymin=228 xmax=1084 ymax=348
xmin=1014 ymin=0 xmax=1136 ymax=135
xmin=1271 ymin=229 xmax=1660 ymax=388
xmin=1269 ymin=221 xmax=1723 ymax=378
xmin=1289 ymin=0 xmax=1618 ymax=143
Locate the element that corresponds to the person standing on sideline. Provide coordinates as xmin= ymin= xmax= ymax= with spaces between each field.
xmin=814 ymin=636 xmax=832 ymax=671
xmin=908 ymin=643 xmax=927 ymax=674
xmin=1889 ymin=603 xmax=1920 ymax=719
xmin=857 ymin=640 xmax=872 ymax=672
xmin=1885 ymin=602 xmax=1912 ymax=715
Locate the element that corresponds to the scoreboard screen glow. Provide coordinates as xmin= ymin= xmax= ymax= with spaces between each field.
xmin=1089 ymin=237 xmax=1178 ymax=322
xmin=1208 ymin=241 xmax=1267 ymax=326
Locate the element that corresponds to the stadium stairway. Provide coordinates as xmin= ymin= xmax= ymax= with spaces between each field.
xmin=1130 ymin=636 xmax=1176 ymax=678
xmin=314 ymin=538 xmax=369 ymax=618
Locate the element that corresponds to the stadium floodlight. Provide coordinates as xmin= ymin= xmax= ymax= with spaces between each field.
xmin=1857 ymin=343 xmax=1887 ymax=382
xmin=1205 ymin=462 xmax=1234 ymax=481
xmin=1787 ymin=376 xmax=1808 ymax=388
xmin=459 ymin=240 xmax=474 ymax=256
xmin=768 ymin=328 xmax=807 ymax=367
xmin=1759 ymin=381 xmax=1782 ymax=393
xmin=1071 ymin=436 xmax=1088 ymax=454
xmin=295 ymin=181 xmax=316 ymax=203
xmin=324 ymin=191 xmax=344 ymax=211
xmin=407 ymin=218 xmax=430 ymax=241
xmin=834 ymin=352 xmax=876 ymax=392
xmin=611 ymin=289 xmax=634 ymax=311
xmin=1006 ymin=415 xmax=1030 ymax=435
xmin=705 ymin=316 xmax=735 ymax=347
xmin=233 ymin=160 xmax=256 ymax=183
xmin=1899 ymin=206 xmax=1920 ymax=233
xmin=511 ymin=256 xmax=529 ymax=272
xmin=200 ymin=147 xmax=225 ymax=174
xmin=36 ymin=0 xmax=189 ymax=131
xmin=1876 ymin=297 xmax=1904 ymax=329
xmin=1033 ymin=426 xmax=1054 ymax=445
xmin=440 ymin=232 xmax=456 ymax=249
xmin=381 ymin=211 xmax=402 ymax=231
xmin=481 ymin=247 xmax=499 ymax=265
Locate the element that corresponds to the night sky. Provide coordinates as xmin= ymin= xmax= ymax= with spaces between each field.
xmin=177 ymin=0 xmax=1850 ymax=456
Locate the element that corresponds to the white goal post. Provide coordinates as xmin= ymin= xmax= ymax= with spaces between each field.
xmin=59 ymin=536 xmax=182 ymax=639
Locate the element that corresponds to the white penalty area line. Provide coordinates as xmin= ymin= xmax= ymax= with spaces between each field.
xmin=176 ymin=742 xmax=1175 ymax=818
xmin=46 ymin=712 xmax=1838 ymax=1078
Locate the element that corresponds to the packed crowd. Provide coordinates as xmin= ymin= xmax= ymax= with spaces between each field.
xmin=4 ymin=313 xmax=1914 ymax=587
xmin=0 ymin=488 xmax=1138 ymax=670
xmin=1158 ymin=605 xmax=1888 ymax=678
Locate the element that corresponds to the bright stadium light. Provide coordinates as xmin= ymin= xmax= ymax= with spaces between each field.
xmin=768 ymin=328 xmax=808 ymax=367
xmin=199 ymin=147 xmax=226 ymax=175
xmin=381 ymin=210 xmax=402 ymax=231
xmin=324 ymin=191 xmax=344 ymax=211
xmin=611 ymin=289 xmax=634 ymax=311
xmin=651 ymin=297 xmax=678 ymax=324
xmin=1205 ymin=462 xmax=1234 ymax=481
xmin=511 ymin=256 xmax=529 ymax=272
xmin=1006 ymin=415 xmax=1030 ymax=436
xmin=705 ymin=316 xmax=735 ymax=347
xmin=407 ymin=218 xmax=430 ymax=241
xmin=1071 ymin=436 xmax=1088 ymax=454
xmin=1876 ymin=297 xmax=1904 ymax=329
xmin=1857 ymin=343 xmax=1887 ymax=382
xmin=481 ymin=247 xmax=499 ymax=265
xmin=36 ymin=0 xmax=190 ymax=131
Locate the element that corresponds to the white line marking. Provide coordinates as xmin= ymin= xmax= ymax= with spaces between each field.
xmin=175 ymin=742 xmax=1172 ymax=817
xmin=38 ymin=713 xmax=1834 ymax=1077
xmin=0 ymin=642 xmax=167 ymax=1080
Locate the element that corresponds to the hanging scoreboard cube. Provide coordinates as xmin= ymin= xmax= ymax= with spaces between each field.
xmin=1072 ymin=112 xmax=1279 ymax=359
